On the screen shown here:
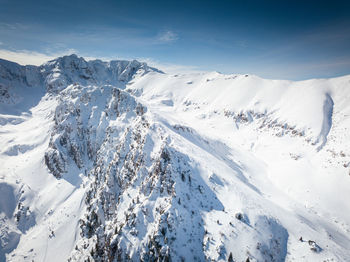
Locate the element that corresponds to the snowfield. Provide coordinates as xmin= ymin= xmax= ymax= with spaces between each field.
xmin=0 ymin=54 xmax=349 ymax=262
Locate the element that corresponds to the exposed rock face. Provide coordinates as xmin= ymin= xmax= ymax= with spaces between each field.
xmin=45 ymin=84 xmax=147 ymax=178
xmin=48 ymin=83 xmax=216 ymax=261
xmin=42 ymin=55 xmax=161 ymax=92
xmin=0 ymin=54 xmax=161 ymax=107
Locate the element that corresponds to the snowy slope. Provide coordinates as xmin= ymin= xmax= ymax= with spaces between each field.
xmin=0 ymin=55 xmax=350 ymax=262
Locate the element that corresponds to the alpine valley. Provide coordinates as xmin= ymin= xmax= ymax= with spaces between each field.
xmin=0 ymin=54 xmax=350 ymax=262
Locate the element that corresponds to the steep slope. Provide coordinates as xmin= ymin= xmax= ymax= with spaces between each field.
xmin=0 ymin=55 xmax=349 ymax=262
xmin=0 ymin=54 xmax=160 ymax=115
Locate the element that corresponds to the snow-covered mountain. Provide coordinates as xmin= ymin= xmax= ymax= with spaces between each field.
xmin=0 ymin=54 xmax=350 ymax=262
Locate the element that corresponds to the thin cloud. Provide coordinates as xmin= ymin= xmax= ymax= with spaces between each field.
xmin=139 ymin=57 xmax=204 ymax=74
xmin=157 ymin=31 xmax=178 ymax=43
xmin=0 ymin=22 xmax=28 ymax=30
xmin=0 ymin=48 xmax=77 ymax=65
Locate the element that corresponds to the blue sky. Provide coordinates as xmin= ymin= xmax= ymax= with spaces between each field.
xmin=0 ymin=0 xmax=349 ymax=80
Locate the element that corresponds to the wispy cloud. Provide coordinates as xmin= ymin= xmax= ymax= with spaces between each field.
xmin=157 ymin=30 xmax=178 ymax=43
xmin=0 ymin=22 xmax=29 ymax=30
xmin=139 ymin=57 xmax=204 ymax=74
xmin=0 ymin=48 xmax=77 ymax=65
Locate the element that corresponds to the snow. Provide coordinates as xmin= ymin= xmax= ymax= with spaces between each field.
xmin=0 ymin=54 xmax=350 ymax=261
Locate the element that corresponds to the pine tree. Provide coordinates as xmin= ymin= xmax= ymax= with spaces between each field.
xmin=228 ymin=252 xmax=234 ymax=262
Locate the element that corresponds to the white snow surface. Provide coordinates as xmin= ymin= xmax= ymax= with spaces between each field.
xmin=0 ymin=54 xmax=350 ymax=262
